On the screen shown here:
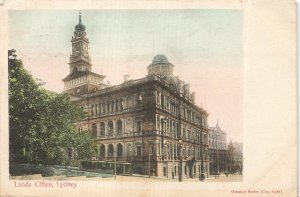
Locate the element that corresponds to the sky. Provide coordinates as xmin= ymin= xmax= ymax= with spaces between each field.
xmin=8 ymin=10 xmax=243 ymax=143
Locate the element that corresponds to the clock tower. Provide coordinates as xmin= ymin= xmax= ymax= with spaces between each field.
xmin=69 ymin=12 xmax=91 ymax=73
xmin=63 ymin=12 xmax=106 ymax=96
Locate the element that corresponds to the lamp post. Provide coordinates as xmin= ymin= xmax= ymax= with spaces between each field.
xmin=114 ymin=148 xmax=117 ymax=179
xmin=199 ymin=131 xmax=205 ymax=181
xmin=149 ymin=147 xmax=152 ymax=178
xmin=172 ymin=125 xmax=175 ymax=179
xmin=178 ymin=139 xmax=183 ymax=182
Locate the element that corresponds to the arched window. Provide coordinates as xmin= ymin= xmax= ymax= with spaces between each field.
xmin=100 ymin=145 xmax=105 ymax=158
xmin=117 ymin=143 xmax=123 ymax=157
xmin=161 ymin=94 xmax=164 ymax=107
xmin=100 ymin=122 xmax=105 ymax=136
xmin=111 ymin=101 xmax=115 ymax=112
xmin=107 ymin=101 xmax=110 ymax=113
xmin=108 ymin=121 xmax=114 ymax=135
xmin=138 ymin=94 xmax=142 ymax=105
xmin=161 ymin=119 xmax=165 ymax=133
xmin=115 ymin=100 xmax=119 ymax=111
xmin=102 ymin=103 xmax=105 ymax=113
xmin=120 ymin=99 xmax=124 ymax=110
xmin=92 ymin=123 xmax=97 ymax=137
xmin=108 ymin=144 xmax=114 ymax=156
xmin=117 ymin=120 xmax=122 ymax=134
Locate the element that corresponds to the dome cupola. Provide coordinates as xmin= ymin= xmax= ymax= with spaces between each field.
xmin=75 ymin=12 xmax=86 ymax=32
xmin=152 ymin=54 xmax=170 ymax=64
xmin=148 ymin=54 xmax=174 ymax=77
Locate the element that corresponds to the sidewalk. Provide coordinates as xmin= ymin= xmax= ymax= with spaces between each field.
xmin=205 ymin=174 xmax=243 ymax=182
xmin=10 ymin=174 xmax=243 ymax=182
xmin=117 ymin=174 xmax=243 ymax=182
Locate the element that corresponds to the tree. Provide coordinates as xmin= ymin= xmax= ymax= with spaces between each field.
xmin=227 ymin=140 xmax=235 ymax=173
xmin=8 ymin=49 xmax=96 ymax=166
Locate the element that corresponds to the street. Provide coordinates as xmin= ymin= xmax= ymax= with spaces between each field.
xmin=11 ymin=174 xmax=243 ymax=182
xmin=108 ymin=174 xmax=243 ymax=182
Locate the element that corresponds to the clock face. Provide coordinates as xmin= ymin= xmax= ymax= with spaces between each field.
xmin=82 ymin=44 xmax=88 ymax=51
xmin=73 ymin=44 xmax=79 ymax=52
xmin=83 ymin=45 xmax=88 ymax=57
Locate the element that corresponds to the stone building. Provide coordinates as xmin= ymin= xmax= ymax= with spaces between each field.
xmin=63 ymin=13 xmax=210 ymax=179
xmin=208 ymin=122 xmax=227 ymax=175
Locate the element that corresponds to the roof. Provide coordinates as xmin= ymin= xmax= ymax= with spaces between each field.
xmin=75 ymin=12 xmax=86 ymax=32
xmin=63 ymin=70 xmax=105 ymax=81
xmin=209 ymin=125 xmax=226 ymax=134
xmin=152 ymin=54 xmax=170 ymax=64
xmin=74 ymin=74 xmax=209 ymax=115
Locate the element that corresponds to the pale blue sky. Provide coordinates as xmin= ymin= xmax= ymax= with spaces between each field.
xmin=9 ymin=10 xmax=242 ymax=66
xmin=9 ymin=10 xmax=243 ymax=142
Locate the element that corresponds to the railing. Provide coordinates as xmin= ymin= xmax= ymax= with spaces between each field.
xmin=97 ymin=155 xmax=205 ymax=163
xmin=86 ymin=105 xmax=144 ymax=119
xmin=94 ymin=131 xmax=207 ymax=146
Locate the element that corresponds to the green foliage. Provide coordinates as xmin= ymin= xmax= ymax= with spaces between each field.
xmin=9 ymin=51 xmax=96 ymax=166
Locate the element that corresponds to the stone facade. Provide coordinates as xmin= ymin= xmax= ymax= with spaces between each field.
xmin=208 ymin=123 xmax=227 ymax=175
xmin=64 ymin=13 xmax=210 ymax=179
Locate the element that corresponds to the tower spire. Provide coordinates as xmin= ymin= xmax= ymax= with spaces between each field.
xmin=79 ymin=10 xmax=82 ymax=23
xmin=75 ymin=11 xmax=85 ymax=32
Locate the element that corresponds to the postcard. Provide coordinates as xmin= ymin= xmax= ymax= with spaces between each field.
xmin=0 ymin=0 xmax=296 ymax=197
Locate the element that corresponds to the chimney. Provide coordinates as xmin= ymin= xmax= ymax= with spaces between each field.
xmin=178 ymin=81 xmax=183 ymax=93
xmin=191 ymin=92 xmax=195 ymax=103
xmin=186 ymin=83 xmax=190 ymax=99
xmin=124 ymin=74 xmax=130 ymax=82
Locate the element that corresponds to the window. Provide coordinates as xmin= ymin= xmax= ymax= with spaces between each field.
xmin=137 ymin=146 xmax=142 ymax=158
xmin=111 ymin=101 xmax=115 ymax=112
xmin=93 ymin=104 xmax=97 ymax=115
xmin=136 ymin=121 xmax=142 ymax=133
xmin=183 ymin=128 xmax=186 ymax=139
xmin=92 ymin=123 xmax=97 ymax=137
xmin=161 ymin=119 xmax=165 ymax=133
xmin=117 ymin=143 xmax=123 ymax=157
xmin=108 ymin=144 xmax=114 ymax=156
xmin=156 ymin=92 xmax=160 ymax=104
xmin=115 ymin=100 xmax=119 ymax=111
xmin=187 ymin=130 xmax=191 ymax=140
xmin=100 ymin=122 xmax=105 ymax=136
xmin=117 ymin=120 xmax=123 ymax=134
xmin=101 ymin=103 xmax=105 ymax=113
xmin=161 ymin=94 xmax=164 ymax=107
xmin=108 ymin=121 xmax=114 ymax=135
xmin=100 ymin=145 xmax=105 ymax=157
xmin=120 ymin=99 xmax=124 ymax=110
xmin=96 ymin=104 xmax=99 ymax=115
xmin=108 ymin=102 xmax=111 ymax=113
xmin=138 ymin=94 xmax=142 ymax=105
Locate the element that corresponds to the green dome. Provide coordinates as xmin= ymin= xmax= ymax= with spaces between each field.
xmin=152 ymin=54 xmax=169 ymax=64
